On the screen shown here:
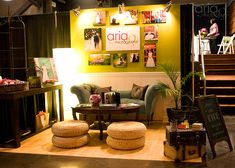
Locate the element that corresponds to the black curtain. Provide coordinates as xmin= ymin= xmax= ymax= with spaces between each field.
xmin=23 ymin=12 xmax=70 ymax=76
xmin=181 ymin=5 xmax=193 ymax=78
xmin=180 ymin=5 xmax=193 ymax=104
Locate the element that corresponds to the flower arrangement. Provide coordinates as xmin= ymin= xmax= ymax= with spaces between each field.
xmin=200 ymin=28 xmax=208 ymax=38
xmin=89 ymin=94 xmax=102 ymax=106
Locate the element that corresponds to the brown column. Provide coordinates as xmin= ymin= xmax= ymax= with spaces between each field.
xmin=43 ymin=0 xmax=52 ymax=13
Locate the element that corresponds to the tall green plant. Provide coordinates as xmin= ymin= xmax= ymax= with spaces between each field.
xmin=155 ymin=63 xmax=202 ymax=110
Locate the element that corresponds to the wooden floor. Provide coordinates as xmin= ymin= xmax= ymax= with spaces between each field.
xmin=0 ymin=121 xmax=202 ymax=163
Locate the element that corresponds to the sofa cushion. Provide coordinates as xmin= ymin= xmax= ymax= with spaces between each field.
xmin=93 ymin=86 xmax=112 ymax=95
xmin=130 ymin=83 xmax=148 ymax=100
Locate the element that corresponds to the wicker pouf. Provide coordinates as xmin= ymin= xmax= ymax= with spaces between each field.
xmin=51 ymin=120 xmax=90 ymax=148
xmin=52 ymin=134 xmax=90 ymax=148
xmin=107 ymin=121 xmax=146 ymax=139
xmin=106 ymin=121 xmax=147 ymax=150
xmin=106 ymin=136 xmax=145 ymax=150
xmin=51 ymin=120 xmax=89 ymax=137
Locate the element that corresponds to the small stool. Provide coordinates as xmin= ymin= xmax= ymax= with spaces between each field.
xmin=51 ymin=120 xmax=90 ymax=148
xmin=106 ymin=121 xmax=146 ymax=150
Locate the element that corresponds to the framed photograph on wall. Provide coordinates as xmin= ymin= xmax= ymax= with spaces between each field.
xmin=93 ymin=11 xmax=106 ymax=26
xmin=130 ymin=53 xmax=139 ymax=63
xmin=124 ymin=10 xmax=138 ymax=25
xmin=34 ymin=58 xmax=58 ymax=83
xmin=88 ymin=54 xmax=111 ymax=65
xmin=110 ymin=14 xmax=120 ymax=25
xmin=142 ymin=10 xmax=167 ymax=24
xmin=144 ymin=25 xmax=158 ymax=41
xmin=113 ymin=53 xmax=127 ymax=67
xmin=144 ymin=44 xmax=156 ymax=67
xmin=84 ymin=28 xmax=102 ymax=51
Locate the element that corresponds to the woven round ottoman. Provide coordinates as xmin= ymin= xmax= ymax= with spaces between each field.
xmin=106 ymin=121 xmax=147 ymax=150
xmin=52 ymin=134 xmax=90 ymax=149
xmin=51 ymin=120 xmax=90 ymax=148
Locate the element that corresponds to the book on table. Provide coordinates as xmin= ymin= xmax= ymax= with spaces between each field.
xmin=99 ymin=104 xmax=117 ymax=109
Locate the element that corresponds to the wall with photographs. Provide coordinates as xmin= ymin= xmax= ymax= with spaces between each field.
xmin=70 ymin=4 xmax=180 ymax=73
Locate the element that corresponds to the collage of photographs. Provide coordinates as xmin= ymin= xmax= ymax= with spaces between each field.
xmin=84 ymin=8 xmax=166 ymax=68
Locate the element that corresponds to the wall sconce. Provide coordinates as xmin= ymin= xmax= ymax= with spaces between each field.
xmin=73 ymin=6 xmax=80 ymax=16
xmin=164 ymin=1 xmax=172 ymax=12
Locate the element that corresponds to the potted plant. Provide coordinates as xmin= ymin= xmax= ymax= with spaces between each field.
xmin=155 ymin=63 xmax=202 ymax=124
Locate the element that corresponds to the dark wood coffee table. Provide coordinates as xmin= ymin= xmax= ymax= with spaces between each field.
xmin=71 ymin=104 xmax=140 ymax=140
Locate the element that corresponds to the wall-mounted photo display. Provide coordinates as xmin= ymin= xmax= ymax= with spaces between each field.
xmin=34 ymin=58 xmax=58 ymax=83
xmin=84 ymin=28 xmax=102 ymax=51
xmin=130 ymin=52 xmax=139 ymax=63
xmin=88 ymin=54 xmax=111 ymax=65
xmin=142 ymin=10 xmax=166 ymax=24
xmin=106 ymin=26 xmax=140 ymax=51
xmin=144 ymin=25 xmax=158 ymax=41
xmin=110 ymin=14 xmax=120 ymax=25
xmin=112 ymin=53 xmax=127 ymax=67
xmin=124 ymin=10 xmax=138 ymax=25
xmin=93 ymin=11 xmax=107 ymax=26
xmin=144 ymin=44 xmax=156 ymax=67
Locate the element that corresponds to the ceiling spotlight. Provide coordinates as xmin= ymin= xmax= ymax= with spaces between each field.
xmin=118 ymin=3 xmax=125 ymax=14
xmin=164 ymin=1 xmax=172 ymax=12
xmin=97 ymin=0 xmax=104 ymax=7
xmin=73 ymin=6 xmax=80 ymax=16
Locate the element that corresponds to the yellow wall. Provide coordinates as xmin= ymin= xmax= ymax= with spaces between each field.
xmin=70 ymin=4 xmax=180 ymax=73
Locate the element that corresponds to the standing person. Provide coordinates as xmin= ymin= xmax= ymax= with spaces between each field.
xmin=93 ymin=32 xmax=100 ymax=50
xmin=207 ymin=18 xmax=220 ymax=54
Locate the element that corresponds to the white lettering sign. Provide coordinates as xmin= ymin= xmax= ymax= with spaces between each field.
xmin=106 ymin=26 xmax=140 ymax=51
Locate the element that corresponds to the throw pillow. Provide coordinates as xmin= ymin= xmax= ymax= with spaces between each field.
xmin=130 ymin=83 xmax=148 ymax=100
xmin=93 ymin=86 xmax=112 ymax=95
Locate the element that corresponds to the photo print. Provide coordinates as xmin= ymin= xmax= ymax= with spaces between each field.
xmin=84 ymin=28 xmax=102 ymax=51
xmin=34 ymin=58 xmax=58 ymax=83
xmin=88 ymin=54 xmax=111 ymax=65
xmin=124 ymin=10 xmax=138 ymax=25
xmin=110 ymin=14 xmax=120 ymax=25
xmin=142 ymin=10 xmax=167 ymax=24
xmin=113 ymin=53 xmax=127 ymax=67
xmin=144 ymin=44 xmax=156 ymax=67
xmin=130 ymin=53 xmax=139 ymax=63
xmin=144 ymin=25 xmax=158 ymax=41
xmin=93 ymin=11 xmax=106 ymax=26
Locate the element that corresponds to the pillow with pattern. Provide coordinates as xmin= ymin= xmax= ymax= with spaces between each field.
xmin=93 ymin=86 xmax=112 ymax=95
xmin=130 ymin=83 xmax=148 ymax=100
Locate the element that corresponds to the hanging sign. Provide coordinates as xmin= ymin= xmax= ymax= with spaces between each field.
xmin=105 ymin=26 xmax=140 ymax=51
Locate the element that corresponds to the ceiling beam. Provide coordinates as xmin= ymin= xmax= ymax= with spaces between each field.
xmin=28 ymin=0 xmax=42 ymax=8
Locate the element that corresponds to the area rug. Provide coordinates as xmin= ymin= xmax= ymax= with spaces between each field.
xmin=0 ymin=122 xmax=202 ymax=163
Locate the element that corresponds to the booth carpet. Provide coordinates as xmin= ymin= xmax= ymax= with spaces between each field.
xmin=0 ymin=121 xmax=202 ymax=163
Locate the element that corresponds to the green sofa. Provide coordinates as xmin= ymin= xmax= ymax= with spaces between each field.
xmin=70 ymin=83 xmax=159 ymax=125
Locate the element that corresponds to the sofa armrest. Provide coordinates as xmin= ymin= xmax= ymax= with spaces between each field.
xmin=116 ymin=90 xmax=132 ymax=99
xmin=70 ymin=84 xmax=92 ymax=104
xmin=144 ymin=84 xmax=159 ymax=119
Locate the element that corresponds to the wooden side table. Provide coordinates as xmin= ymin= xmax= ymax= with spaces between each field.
xmin=165 ymin=126 xmax=206 ymax=161
xmin=0 ymin=84 xmax=64 ymax=148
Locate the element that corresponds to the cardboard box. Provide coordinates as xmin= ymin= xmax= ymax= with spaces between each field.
xmin=35 ymin=112 xmax=49 ymax=130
